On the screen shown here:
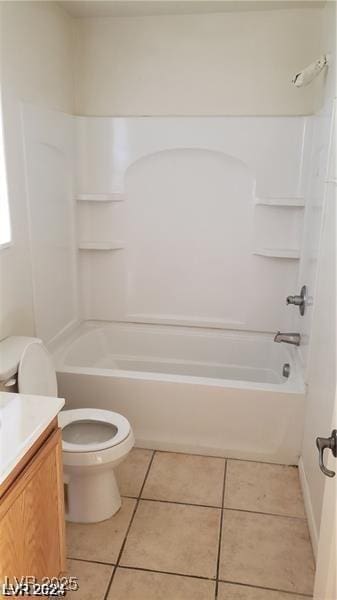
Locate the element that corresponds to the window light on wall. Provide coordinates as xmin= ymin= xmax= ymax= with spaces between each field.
xmin=0 ymin=98 xmax=11 ymax=247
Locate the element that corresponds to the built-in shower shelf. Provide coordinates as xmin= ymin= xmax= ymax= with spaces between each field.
xmin=78 ymin=241 xmax=125 ymax=251
xmin=76 ymin=193 xmax=125 ymax=202
xmin=253 ymin=248 xmax=300 ymax=259
xmin=255 ymin=197 xmax=305 ymax=207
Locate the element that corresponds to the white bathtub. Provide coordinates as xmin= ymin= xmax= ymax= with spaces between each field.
xmin=54 ymin=322 xmax=305 ymax=464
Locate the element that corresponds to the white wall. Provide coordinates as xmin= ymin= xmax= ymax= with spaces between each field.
xmin=74 ymin=8 xmax=324 ymax=116
xmin=298 ymin=0 xmax=337 ymax=556
xmin=0 ymin=1 xmax=75 ymax=340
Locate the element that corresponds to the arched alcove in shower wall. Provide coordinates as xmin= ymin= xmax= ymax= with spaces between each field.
xmin=123 ymin=148 xmax=253 ymax=329
xmin=76 ymin=116 xmax=308 ymax=333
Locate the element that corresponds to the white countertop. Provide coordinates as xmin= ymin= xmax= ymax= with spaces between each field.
xmin=0 ymin=392 xmax=64 ymax=485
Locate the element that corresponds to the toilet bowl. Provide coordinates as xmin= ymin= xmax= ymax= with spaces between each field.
xmin=3 ymin=337 xmax=134 ymax=523
xmin=59 ymin=408 xmax=134 ymax=522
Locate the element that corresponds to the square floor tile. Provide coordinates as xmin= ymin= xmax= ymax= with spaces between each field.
xmin=218 ymin=582 xmax=309 ymax=600
xmin=142 ymin=452 xmax=225 ymax=506
xmin=66 ymin=559 xmax=113 ymax=600
xmin=115 ymin=448 xmax=154 ymax=497
xmin=67 ymin=498 xmax=136 ymax=563
xmin=120 ymin=500 xmax=220 ymax=578
xmin=219 ymin=510 xmax=315 ymax=595
xmin=224 ymin=460 xmax=305 ymax=517
xmin=108 ymin=567 xmax=216 ymax=600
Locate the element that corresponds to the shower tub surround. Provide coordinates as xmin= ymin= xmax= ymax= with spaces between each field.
xmin=55 ymin=322 xmax=305 ymax=465
xmin=22 ymin=109 xmax=309 ymax=465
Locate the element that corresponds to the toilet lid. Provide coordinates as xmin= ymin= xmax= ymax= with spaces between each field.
xmin=58 ymin=409 xmax=131 ymax=452
xmin=18 ymin=341 xmax=58 ymax=397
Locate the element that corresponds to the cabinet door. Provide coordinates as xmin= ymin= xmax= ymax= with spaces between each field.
xmin=0 ymin=429 xmax=66 ymax=581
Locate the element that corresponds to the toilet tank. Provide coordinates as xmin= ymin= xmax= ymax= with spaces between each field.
xmin=0 ymin=336 xmax=42 ymax=392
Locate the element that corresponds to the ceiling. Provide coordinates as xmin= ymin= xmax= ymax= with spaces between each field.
xmin=58 ymin=0 xmax=326 ymax=18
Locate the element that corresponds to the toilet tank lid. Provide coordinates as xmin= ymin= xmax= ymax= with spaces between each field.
xmin=0 ymin=336 xmax=42 ymax=382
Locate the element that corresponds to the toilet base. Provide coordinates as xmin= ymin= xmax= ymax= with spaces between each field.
xmin=65 ymin=468 xmax=121 ymax=523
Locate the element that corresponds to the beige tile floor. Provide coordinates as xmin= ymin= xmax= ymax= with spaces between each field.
xmin=66 ymin=449 xmax=315 ymax=600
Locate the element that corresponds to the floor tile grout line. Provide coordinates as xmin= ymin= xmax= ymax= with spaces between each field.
xmin=138 ymin=449 xmax=156 ymax=498
xmin=122 ymin=494 xmax=306 ymax=520
xmin=102 ymin=500 xmax=139 ymax=600
xmin=148 ymin=447 xmax=299 ymax=469
xmin=222 ymin=506 xmax=306 ymax=520
xmin=218 ymin=578 xmax=313 ymax=598
xmin=215 ymin=460 xmax=227 ymax=600
xmin=103 ymin=450 xmax=156 ymax=600
xmin=67 ymin=556 xmax=115 ymax=567
xmin=138 ymin=496 xmax=223 ymax=510
xmin=117 ymin=564 xmax=217 ymax=582
xmin=67 ymin=558 xmax=313 ymax=598
xmin=68 ymin=556 xmax=218 ymax=583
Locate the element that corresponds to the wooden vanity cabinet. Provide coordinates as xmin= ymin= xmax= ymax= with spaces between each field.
xmin=0 ymin=420 xmax=66 ymax=583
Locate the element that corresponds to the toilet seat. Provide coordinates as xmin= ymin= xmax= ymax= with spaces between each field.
xmin=59 ymin=408 xmax=131 ymax=453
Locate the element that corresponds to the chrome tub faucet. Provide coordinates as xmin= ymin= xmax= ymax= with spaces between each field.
xmin=274 ymin=331 xmax=301 ymax=346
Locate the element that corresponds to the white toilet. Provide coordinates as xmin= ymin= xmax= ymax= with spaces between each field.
xmin=0 ymin=337 xmax=134 ymax=523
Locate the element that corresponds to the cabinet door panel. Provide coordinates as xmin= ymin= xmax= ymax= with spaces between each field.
xmin=0 ymin=494 xmax=25 ymax=579
xmin=0 ymin=429 xmax=65 ymax=581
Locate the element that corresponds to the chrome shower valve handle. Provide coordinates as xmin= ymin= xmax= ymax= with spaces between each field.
xmin=286 ymin=285 xmax=307 ymax=316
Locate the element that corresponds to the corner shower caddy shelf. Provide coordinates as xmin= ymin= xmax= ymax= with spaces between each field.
xmin=78 ymin=241 xmax=125 ymax=251
xmin=253 ymin=248 xmax=300 ymax=259
xmin=76 ymin=193 xmax=125 ymax=202
xmin=255 ymin=197 xmax=305 ymax=207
